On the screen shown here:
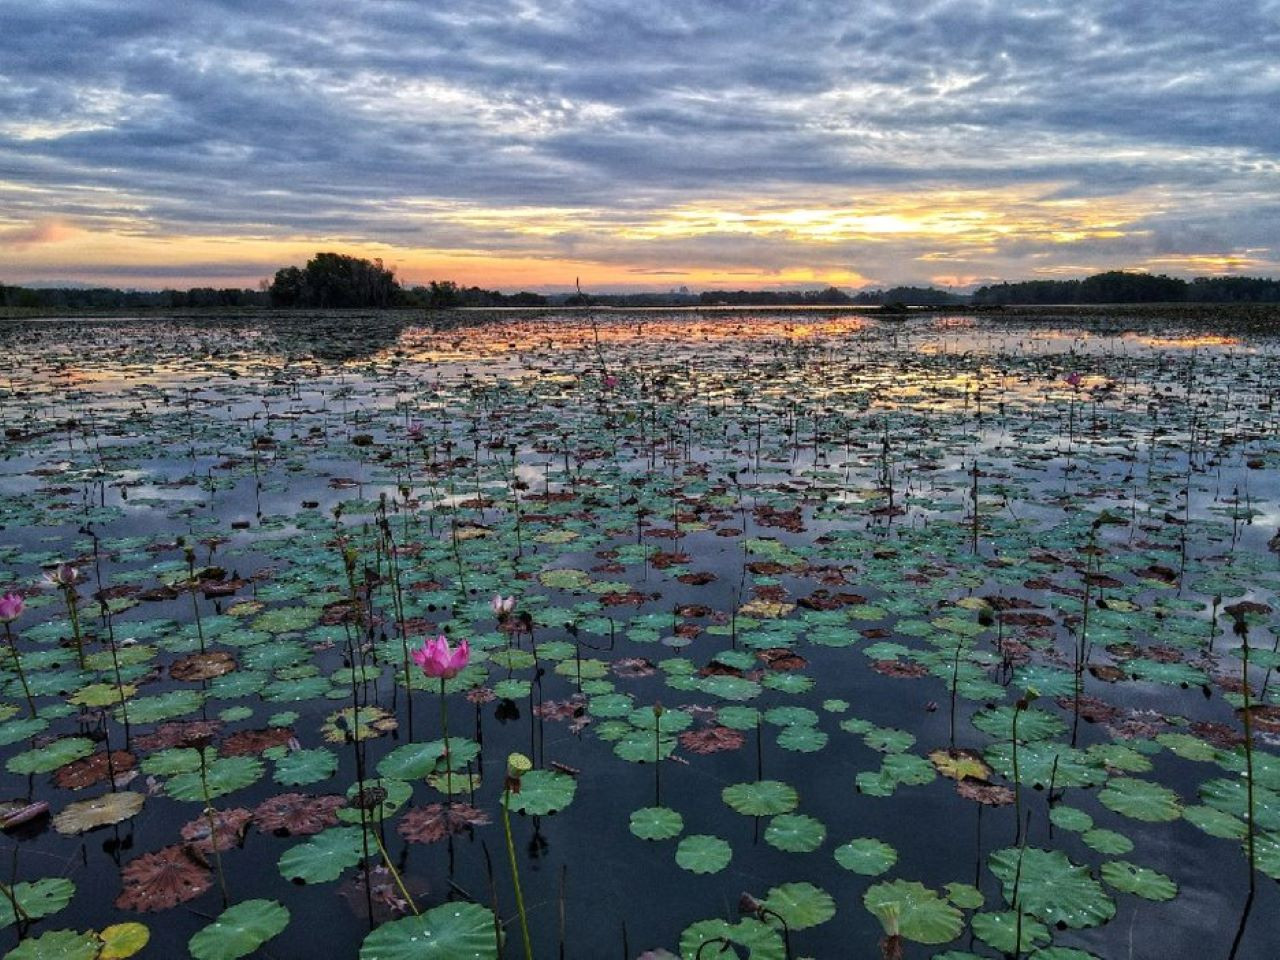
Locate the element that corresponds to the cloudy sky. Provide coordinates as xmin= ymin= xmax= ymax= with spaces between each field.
xmin=2 ymin=0 xmax=1278 ymax=291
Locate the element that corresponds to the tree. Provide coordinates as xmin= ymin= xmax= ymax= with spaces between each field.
xmin=267 ymin=253 xmax=400 ymax=308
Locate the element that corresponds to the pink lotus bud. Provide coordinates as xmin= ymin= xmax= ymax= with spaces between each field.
xmin=0 ymin=592 xmax=24 ymax=623
xmin=490 ymin=594 xmax=515 ymax=617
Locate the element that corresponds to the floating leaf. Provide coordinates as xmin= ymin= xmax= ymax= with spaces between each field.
xmin=629 ymin=806 xmax=683 ymax=841
xmin=278 ymin=826 xmax=368 ymax=884
xmin=834 ymin=838 xmax=897 ymax=876
xmin=988 ymin=847 xmax=1115 ymax=929
xmin=1098 ymin=777 xmax=1181 ymax=822
xmin=188 ymin=900 xmax=289 ymax=960
xmin=1 ymin=929 xmax=100 ymax=960
xmin=971 ymin=910 xmax=1051 ymax=953
xmin=722 ymin=780 xmax=798 ymax=816
xmin=1100 ymin=861 xmax=1178 ymax=901
xmin=0 ymin=879 xmax=75 ymax=928
xmin=274 ymin=747 xmax=338 ymax=787
xmin=53 ymin=792 xmax=145 ymax=835
xmin=764 ymin=813 xmax=825 ymax=853
xmin=7 ymin=738 xmax=94 ymax=775
xmin=675 ymin=835 xmax=732 ymax=874
xmin=358 ymin=902 xmax=499 ymax=960
xmin=116 ymin=845 xmax=212 ymax=912
xmin=505 ymin=769 xmax=576 ymax=816
xmin=759 ymin=882 xmax=835 ymax=930
xmin=863 ymin=879 xmax=963 ymax=945
xmin=98 ymin=923 xmax=150 ymax=959
xmin=678 ymin=917 xmax=783 ymax=960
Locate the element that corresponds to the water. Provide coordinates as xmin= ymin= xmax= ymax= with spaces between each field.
xmin=0 ymin=307 xmax=1277 ymax=959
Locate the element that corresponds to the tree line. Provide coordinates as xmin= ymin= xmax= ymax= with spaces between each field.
xmin=971 ymin=271 xmax=1280 ymax=304
xmin=4 ymin=255 xmax=1279 ymax=311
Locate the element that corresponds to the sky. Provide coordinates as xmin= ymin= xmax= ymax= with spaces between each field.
xmin=2 ymin=0 xmax=1278 ymax=292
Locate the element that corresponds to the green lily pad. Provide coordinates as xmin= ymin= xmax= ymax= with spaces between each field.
xmin=1098 ymin=777 xmax=1181 ymax=822
xmin=760 ymin=882 xmax=835 ymax=930
xmin=971 ymin=910 xmax=1051 ymax=953
xmin=7 ymin=738 xmax=94 ymax=775
xmin=278 ymin=826 xmax=368 ymax=884
xmin=988 ymin=847 xmax=1115 ymax=929
xmin=0 ymin=879 xmax=75 ymax=928
xmin=1081 ymin=829 xmax=1134 ymax=855
xmin=505 ymin=769 xmax=576 ymax=816
xmin=188 ymin=900 xmax=290 ymax=960
xmin=359 ymin=902 xmax=499 ymax=959
xmin=675 ymin=835 xmax=732 ymax=874
xmin=629 ymin=806 xmax=683 ymax=841
xmin=1100 ymin=861 xmax=1178 ymax=901
xmin=764 ymin=813 xmax=826 ymax=853
xmin=165 ymin=756 xmax=264 ymax=801
xmin=722 ymin=780 xmax=799 ymax=816
xmin=678 ymin=917 xmax=783 ymax=960
xmin=275 ymin=748 xmax=339 ymax=787
xmin=834 ymin=838 xmax=897 ymax=876
xmin=863 ymin=879 xmax=963 ymax=944
xmin=1 ymin=929 xmax=100 ymax=960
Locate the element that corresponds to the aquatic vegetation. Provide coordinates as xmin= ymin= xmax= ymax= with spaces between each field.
xmin=0 ymin=307 xmax=1277 ymax=957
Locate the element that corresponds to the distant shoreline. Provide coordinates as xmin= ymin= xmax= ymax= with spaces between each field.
xmin=3 ymin=302 xmax=1279 ymax=328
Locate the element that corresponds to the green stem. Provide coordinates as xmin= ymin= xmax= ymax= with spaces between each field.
xmin=65 ymin=588 xmax=84 ymax=670
xmin=503 ymin=787 xmax=534 ymax=960
xmin=3 ymin=623 xmax=35 ymax=717
xmin=440 ymin=677 xmax=453 ymax=800
xmin=370 ymin=829 xmax=419 ymax=916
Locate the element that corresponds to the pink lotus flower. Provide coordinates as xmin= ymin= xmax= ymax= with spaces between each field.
xmin=603 ymin=375 xmax=618 ymax=389
xmin=407 ymin=421 xmax=424 ymax=439
xmin=1065 ymin=371 xmax=1082 ymax=388
xmin=412 ymin=635 xmax=470 ymax=679
xmin=42 ymin=564 xmax=79 ymax=588
xmin=490 ymin=594 xmax=515 ymax=617
xmin=0 ymin=592 xmax=23 ymax=623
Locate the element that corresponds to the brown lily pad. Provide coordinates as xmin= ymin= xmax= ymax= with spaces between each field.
xmin=180 ymin=807 xmax=253 ymax=852
xmin=115 ymin=844 xmax=213 ymax=912
xmin=252 ymin=793 xmax=345 ymax=836
xmin=53 ymin=750 xmax=137 ymax=790
xmin=170 ymin=651 xmax=237 ymax=681
xmin=397 ymin=803 xmax=491 ymax=844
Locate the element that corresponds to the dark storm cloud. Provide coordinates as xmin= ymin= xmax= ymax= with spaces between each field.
xmin=1 ymin=0 xmax=1277 ymax=283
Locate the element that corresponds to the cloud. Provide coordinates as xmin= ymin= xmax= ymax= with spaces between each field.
xmin=0 ymin=0 xmax=1277 ymax=288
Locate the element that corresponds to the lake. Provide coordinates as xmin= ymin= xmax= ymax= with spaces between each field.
xmin=0 ymin=307 xmax=1277 ymax=959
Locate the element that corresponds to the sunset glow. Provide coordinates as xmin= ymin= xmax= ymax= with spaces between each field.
xmin=1 ymin=2 xmax=1276 ymax=291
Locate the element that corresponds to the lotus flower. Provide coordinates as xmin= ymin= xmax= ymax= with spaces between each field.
xmin=0 ymin=593 xmax=23 ymax=623
xmin=490 ymin=594 xmax=515 ymax=617
xmin=412 ymin=635 xmax=470 ymax=679
xmin=1065 ymin=371 xmax=1082 ymax=388
xmin=42 ymin=564 xmax=79 ymax=588
xmin=604 ymin=375 xmax=618 ymax=389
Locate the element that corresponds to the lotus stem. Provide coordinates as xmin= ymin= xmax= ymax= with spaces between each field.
xmin=2 ymin=623 xmax=35 ymax=717
xmin=440 ymin=677 xmax=453 ymax=800
xmin=503 ymin=757 xmax=534 ymax=960
xmin=370 ymin=828 xmax=419 ymax=916
xmin=198 ymin=748 xmax=229 ymax=909
xmin=64 ymin=585 xmax=84 ymax=670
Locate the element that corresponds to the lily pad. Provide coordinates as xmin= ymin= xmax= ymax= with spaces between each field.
xmin=675 ymin=834 xmax=732 ymax=874
xmin=722 ymin=780 xmax=799 ymax=816
xmin=834 ymin=838 xmax=897 ymax=876
xmin=988 ymin=847 xmax=1115 ymax=929
xmin=863 ymin=879 xmax=963 ymax=944
xmin=629 ymin=806 xmax=683 ymax=841
xmin=358 ymin=901 xmax=499 ymax=959
xmin=188 ymin=900 xmax=290 ymax=960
